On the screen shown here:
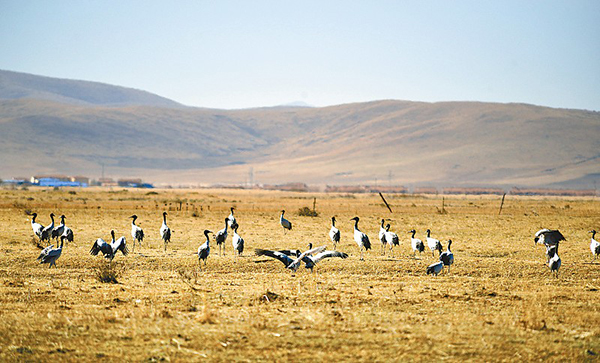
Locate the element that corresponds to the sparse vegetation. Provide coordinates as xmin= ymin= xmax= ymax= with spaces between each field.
xmin=93 ymin=262 xmax=125 ymax=283
xmin=297 ymin=206 xmax=318 ymax=217
xmin=0 ymin=187 xmax=599 ymax=361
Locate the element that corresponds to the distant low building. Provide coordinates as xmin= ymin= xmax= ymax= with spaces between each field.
xmin=413 ymin=187 xmax=438 ymax=194
xmin=98 ymin=177 xmax=118 ymax=187
xmin=31 ymin=174 xmax=70 ymax=184
xmin=263 ymin=182 xmax=309 ymax=192
xmin=442 ymin=187 xmax=505 ymax=195
xmin=71 ymin=176 xmax=90 ymax=185
xmin=2 ymin=178 xmax=28 ymax=185
xmin=509 ymin=187 xmax=596 ymax=197
xmin=325 ymin=185 xmax=408 ymax=194
xmin=37 ymin=178 xmax=87 ymax=187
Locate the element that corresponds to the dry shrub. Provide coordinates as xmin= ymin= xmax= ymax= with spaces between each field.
xmin=178 ymin=269 xmax=210 ymax=292
xmin=94 ymin=262 xmax=125 ymax=284
xmin=196 ymin=295 xmax=217 ymax=324
xmin=298 ymin=207 xmax=318 ymax=217
xmin=258 ymin=290 xmax=282 ymax=303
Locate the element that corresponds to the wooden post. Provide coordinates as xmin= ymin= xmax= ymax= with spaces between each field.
xmin=313 ymin=197 xmax=317 ymax=214
xmin=498 ymin=193 xmax=506 ymax=215
xmin=379 ymin=192 xmax=393 ymax=213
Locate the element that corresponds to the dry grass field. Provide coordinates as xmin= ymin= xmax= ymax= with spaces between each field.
xmin=0 ymin=187 xmax=599 ymax=361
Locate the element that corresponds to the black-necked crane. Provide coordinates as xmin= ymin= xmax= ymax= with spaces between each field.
xmin=534 ymin=229 xmax=565 ymax=253
xmin=439 ymin=239 xmax=454 ymax=273
xmin=255 ymin=245 xmax=326 ymax=273
xmin=426 ymin=229 xmax=442 ymax=257
xmin=30 ymin=212 xmax=44 ymax=241
xmin=40 ymin=213 xmax=55 ymax=244
xmin=37 ymin=236 xmax=64 ymax=268
xmin=547 ymin=245 xmax=561 ymax=277
xmin=51 ymin=215 xmax=66 ymax=241
xmin=215 ymin=217 xmax=229 ymax=256
xmin=426 ymin=261 xmax=444 ymax=276
xmin=350 ymin=217 xmax=371 ymax=260
xmin=130 ymin=215 xmax=144 ymax=252
xmin=409 ymin=229 xmax=425 ymax=258
xmin=378 ymin=219 xmax=387 ymax=256
xmin=231 ymin=225 xmax=244 ymax=258
xmin=383 ymin=224 xmax=399 ymax=257
xmin=160 ymin=212 xmax=171 ymax=252
xmin=90 ymin=230 xmax=128 ymax=261
xmin=197 ymin=230 xmax=212 ymax=269
xmin=329 ymin=217 xmax=340 ymax=250
xmin=280 ymin=210 xmax=292 ymax=233
xmin=61 ymin=224 xmax=74 ymax=245
xmin=228 ymin=207 xmax=239 ymax=230
xmin=301 ymin=249 xmax=348 ymax=272
xmin=590 ymin=230 xmax=600 ymax=261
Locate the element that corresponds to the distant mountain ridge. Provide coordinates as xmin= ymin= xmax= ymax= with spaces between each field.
xmin=0 ymin=69 xmax=183 ymax=107
xmin=0 ymin=70 xmax=598 ymax=189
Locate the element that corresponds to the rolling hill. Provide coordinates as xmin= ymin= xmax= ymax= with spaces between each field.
xmin=0 ymin=70 xmax=598 ymax=189
xmin=0 ymin=69 xmax=182 ymax=107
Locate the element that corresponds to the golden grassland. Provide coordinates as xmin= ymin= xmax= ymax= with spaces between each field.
xmin=0 ymin=187 xmax=599 ymax=361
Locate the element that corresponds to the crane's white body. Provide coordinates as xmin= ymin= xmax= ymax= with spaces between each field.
xmin=590 ymin=231 xmax=599 ymax=261
xmin=426 ymin=229 xmax=441 ymax=256
xmin=130 ymin=215 xmax=144 ymax=252
xmin=351 ymin=217 xmax=371 ymax=260
xmin=40 ymin=213 xmax=55 ymax=244
xmin=378 ymin=219 xmax=387 ymax=255
xmin=329 ymin=217 xmax=340 ymax=250
xmin=160 ymin=212 xmax=171 ymax=251
xmin=30 ymin=213 xmax=44 ymax=241
xmin=232 ymin=227 xmax=244 ymax=258
xmin=439 ymin=240 xmax=454 ymax=273
xmin=410 ymin=230 xmax=425 ymax=258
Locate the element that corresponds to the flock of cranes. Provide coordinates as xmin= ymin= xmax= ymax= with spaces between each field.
xmin=28 ymin=209 xmax=597 ymax=277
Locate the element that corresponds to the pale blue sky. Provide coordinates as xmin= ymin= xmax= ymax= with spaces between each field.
xmin=1 ymin=0 xmax=598 ymax=110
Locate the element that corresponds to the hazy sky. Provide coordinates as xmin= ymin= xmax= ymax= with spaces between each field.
xmin=1 ymin=0 xmax=598 ymax=110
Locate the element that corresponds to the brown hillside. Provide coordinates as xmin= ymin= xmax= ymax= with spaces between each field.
xmin=0 ymin=98 xmax=598 ymax=188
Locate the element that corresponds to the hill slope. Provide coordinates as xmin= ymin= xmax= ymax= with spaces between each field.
xmin=0 ymin=70 xmax=182 ymax=107
xmin=0 ymin=71 xmax=598 ymax=188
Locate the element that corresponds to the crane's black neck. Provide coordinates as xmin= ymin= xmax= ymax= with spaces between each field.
xmin=410 ymin=230 xmax=416 ymax=238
